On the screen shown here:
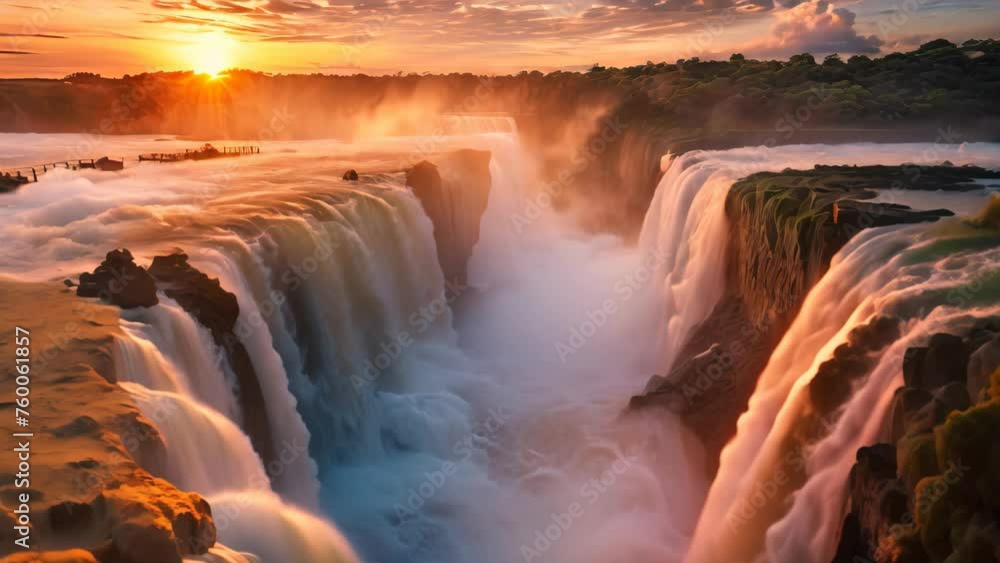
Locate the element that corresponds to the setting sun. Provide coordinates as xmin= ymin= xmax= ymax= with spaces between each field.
xmin=186 ymin=31 xmax=235 ymax=77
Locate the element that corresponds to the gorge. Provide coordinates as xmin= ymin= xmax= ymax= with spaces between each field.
xmin=0 ymin=125 xmax=999 ymax=563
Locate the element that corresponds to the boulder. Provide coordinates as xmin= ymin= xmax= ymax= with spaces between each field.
xmin=77 ymin=249 xmax=158 ymax=309
xmin=342 ymin=169 xmax=359 ymax=181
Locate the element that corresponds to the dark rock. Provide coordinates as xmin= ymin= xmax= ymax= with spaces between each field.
xmin=63 ymin=278 xmax=76 ymax=288
xmin=632 ymin=343 xmax=728 ymax=413
xmin=77 ymin=249 xmax=158 ymax=309
xmin=903 ymin=333 xmax=969 ymax=391
xmin=342 ymin=169 xmax=359 ymax=181
xmin=903 ymin=347 xmax=929 ymax=388
xmin=932 ymin=382 xmax=971 ymax=417
xmin=888 ymin=387 xmax=933 ymax=442
xmin=148 ymin=252 xmax=275 ymax=474
xmin=809 ymin=316 xmax=901 ymax=415
xmin=406 ymin=150 xmax=492 ymax=288
xmin=831 ymin=513 xmax=876 ymax=563
xmin=839 ymin=444 xmax=910 ymax=560
xmin=629 ymin=297 xmax=782 ymax=475
xmin=833 ymin=325 xmax=1000 ymax=563
xmin=968 ymin=334 xmax=1000 ymax=402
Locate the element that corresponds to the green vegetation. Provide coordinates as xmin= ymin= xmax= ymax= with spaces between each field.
xmin=1 ymin=39 xmax=998 ymax=144
xmin=591 ymin=38 xmax=1000 ymax=132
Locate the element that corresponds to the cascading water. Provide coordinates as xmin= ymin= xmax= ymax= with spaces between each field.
xmin=672 ymin=144 xmax=1000 ymax=563
xmin=2 ymin=129 xmax=997 ymax=563
xmin=641 ymin=143 xmax=1000 ymax=372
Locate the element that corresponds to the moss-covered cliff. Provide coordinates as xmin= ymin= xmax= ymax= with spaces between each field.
xmin=630 ymin=164 xmax=998 ymax=473
xmin=832 ymin=322 xmax=1000 ymax=563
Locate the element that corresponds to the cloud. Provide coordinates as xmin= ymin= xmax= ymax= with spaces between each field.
xmin=750 ymin=0 xmax=884 ymax=56
xmin=0 ymin=33 xmax=67 ymax=39
xmin=137 ymin=0 xmax=774 ymax=47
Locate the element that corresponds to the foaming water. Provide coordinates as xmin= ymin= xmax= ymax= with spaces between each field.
xmin=3 ymin=132 xmax=999 ymax=563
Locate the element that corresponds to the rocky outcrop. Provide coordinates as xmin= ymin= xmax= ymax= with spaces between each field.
xmin=77 ymin=249 xmax=158 ymax=309
xmin=630 ymin=165 xmax=974 ymax=474
xmin=146 ymin=252 xmax=276 ymax=473
xmin=76 ymin=250 xmax=276 ymax=483
xmin=0 ymin=279 xmax=217 ymax=562
xmin=406 ymin=149 xmax=492 ymax=288
xmin=832 ymin=320 xmax=1000 ymax=563
xmin=342 ymin=169 xmax=359 ymax=181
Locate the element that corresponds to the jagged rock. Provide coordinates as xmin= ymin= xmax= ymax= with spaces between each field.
xmin=903 ymin=334 xmax=969 ymax=391
xmin=833 ymin=325 xmax=1000 ymax=563
xmin=406 ymin=149 xmax=492 ymax=288
xmin=641 ymin=168 xmax=963 ymax=476
xmin=342 ymin=169 xmax=359 ymax=181
xmin=148 ymin=252 xmax=276 ymax=475
xmin=631 ymin=343 xmax=727 ymax=413
xmin=77 ymin=249 xmax=158 ymax=309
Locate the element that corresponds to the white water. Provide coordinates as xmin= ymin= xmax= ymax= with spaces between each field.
xmin=642 ymin=143 xmax=1000 ymax=371
xmin=670 ymin=146 xmax=1000 ymax=563
xmin=2 ymin=132 xmax=998 ymax=563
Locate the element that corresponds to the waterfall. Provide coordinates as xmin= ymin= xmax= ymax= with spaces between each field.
xmin=4 ymin=130 xmax=998 ymax=563
xmin=639 ymin=142 xmax=1000 ymax=373
xmin=113 ymin=300 xmax=359 ymax=563
xmin=679 ymin=145 xmax=1000 ymax=563
xmin=120 ymin=381 xmax=269 ymax=494
xmin=117 ymin=297 xmax=239 ymax=420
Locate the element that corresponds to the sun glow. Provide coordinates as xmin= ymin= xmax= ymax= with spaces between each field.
xmin=186 ymin=31 xmax=235 ymax=77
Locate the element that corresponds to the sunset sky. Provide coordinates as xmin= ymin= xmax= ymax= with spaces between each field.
xmin=1 ymin=0 xmax=998 ymax=78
